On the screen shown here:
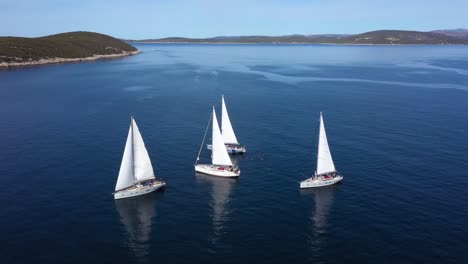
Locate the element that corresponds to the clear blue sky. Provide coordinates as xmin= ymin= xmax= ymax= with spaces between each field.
xmin=1 ymin=0 xmax=467 ymax=39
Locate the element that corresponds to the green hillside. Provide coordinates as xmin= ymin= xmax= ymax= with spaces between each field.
xmin=0 ymin=31 xmax=138 ymax=64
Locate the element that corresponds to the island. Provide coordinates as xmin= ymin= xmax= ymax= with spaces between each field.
xmin=0 ymin=31 xmax=140 ymax=68
xmin=128 ymin=30 xmax=468 ymax=45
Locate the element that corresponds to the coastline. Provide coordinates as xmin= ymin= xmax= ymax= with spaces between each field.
xmin=0 ymin=50 xmax=141 ymax=68
xmin=130 ymin=41 xmax=467 ymax=46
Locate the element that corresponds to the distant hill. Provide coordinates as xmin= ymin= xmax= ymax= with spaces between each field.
xmin=130 ymin=34 xmax=349 ymax=44
xmin=331 ymin=30 xmax=468 ymax=44
xmin=431 ymin=29 xmax=468 ymax=40
xmin=129 ymin=30 xmax=468 ymax=45
xmin=1 ymin=31 xmax=140 ymax=67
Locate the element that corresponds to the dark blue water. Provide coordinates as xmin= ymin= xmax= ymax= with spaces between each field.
xmin=1 ymin=44 xmax=468 ymax=263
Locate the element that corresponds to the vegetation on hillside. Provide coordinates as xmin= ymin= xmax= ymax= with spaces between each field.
xmin=0 ymin=31 xmax=138 ymax=63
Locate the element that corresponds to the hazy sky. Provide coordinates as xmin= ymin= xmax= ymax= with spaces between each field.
xmin=1 ymin=0 xmax=467 ymax=39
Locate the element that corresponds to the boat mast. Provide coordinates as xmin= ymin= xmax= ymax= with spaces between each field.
xmin=131 ymin=116 xmax=136 ymax=182
xmin=195 ymin=110 xmax=213 ymax=165
xmin=315 ymin=112 xmax=321 ymax=178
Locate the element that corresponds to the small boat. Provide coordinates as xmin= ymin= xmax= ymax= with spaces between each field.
xmin=300 ymin=112 xmax=343 ymax=188
xmin=114 ymin=116 xmax=165 ymax=199
xmin=195 ymin=107 xmax=240 ymax=177
xmin=207 ymin=95 xmax=246 ymax=154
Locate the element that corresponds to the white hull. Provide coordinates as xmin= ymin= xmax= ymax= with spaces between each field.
xmin=114 ymin=181 xmax=165 ymax=200
xmin=194 ymin=164 xmax=240 ymax=177
xmin=207 ymin=144 xmax=246 ymax=154
xmin=300 ymin=175 xmax=343 ymax=189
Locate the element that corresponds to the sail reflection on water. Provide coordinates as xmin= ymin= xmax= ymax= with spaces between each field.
xmin=115 ymin=192 xmax=161 ymax=261
xmin=301 ymin=186 xmax=337 ymax=251
xmin=196 ymin=173 xmax=237 ymax=244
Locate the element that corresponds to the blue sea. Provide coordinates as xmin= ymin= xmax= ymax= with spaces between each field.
xmin=1 ymin=44 xmax=468 ymax=263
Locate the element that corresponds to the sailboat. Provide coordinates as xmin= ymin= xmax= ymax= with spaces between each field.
xmin=114 ymin=116 xmax=165 ymax=199
xmin=207 ymin=95 xmax=246 ymax=154
xmin=300 ymin=112 xmax=343 ymax=188
xmin=195 ymin=107 xmax=240 ymax=177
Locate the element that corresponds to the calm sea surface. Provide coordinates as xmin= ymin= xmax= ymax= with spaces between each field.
xmin=1 ymin=44 xmax=468 ymax=263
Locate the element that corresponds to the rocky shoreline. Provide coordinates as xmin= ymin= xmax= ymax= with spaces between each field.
xmin=0 ymin=50 xmax=141 ymax=68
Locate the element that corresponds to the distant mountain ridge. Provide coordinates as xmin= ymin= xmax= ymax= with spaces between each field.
xmin=431 ymin=29 xmax=468 ymax=40
xmin=332 ymin=30 xmax=468 ymax=44
xmin=129 ymin=29 xmax=468 ymax=44
xmin=1 ymin=31 xmax=140 ymax=67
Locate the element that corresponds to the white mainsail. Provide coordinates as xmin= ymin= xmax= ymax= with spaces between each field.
xmin=316 ymin=112 xmax=336 ymax=175
xmin=115 ymin=117 xmax=155 ymax=192
xmin=221 ymin=95 xmax=239 ymax=144
xmin=212 ymin=107 xmax=233 ymax=166
xmin=132 ymin=118 xmax=155 ymax=182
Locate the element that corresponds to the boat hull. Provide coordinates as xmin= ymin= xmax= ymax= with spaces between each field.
xmin=114 ymin=181 xmax=166 ymax=200
xmin=194 ymin=164 xmax=240 ymax=177
xmin=300 ymin=175 xmax=343 ymax=189
xmin=207 ymin=144 xmax=246 ymax=154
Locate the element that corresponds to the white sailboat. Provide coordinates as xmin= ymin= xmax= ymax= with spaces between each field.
xmin=300 ymin=112 xmax=343 ymax=188
xmin=114 ymin=116 xmax=165 ymax=199
xmin=195 ymin=107 xmax=240 ymax=177
xmin=207 ymin=95 xmax=246 ymax=154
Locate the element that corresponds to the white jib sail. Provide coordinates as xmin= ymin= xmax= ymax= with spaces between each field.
xmin=221 ymin=95 xmax=239 ymax=144
xmin=115 ymin=120 xmax=136 ymax=191
xmin=131 ymin=117 xmax=156 ymax=182
xmin=316 ymin=112 xmax=336 ymax=175
xmin=212 ymin=107 xmax=233 ymax=166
